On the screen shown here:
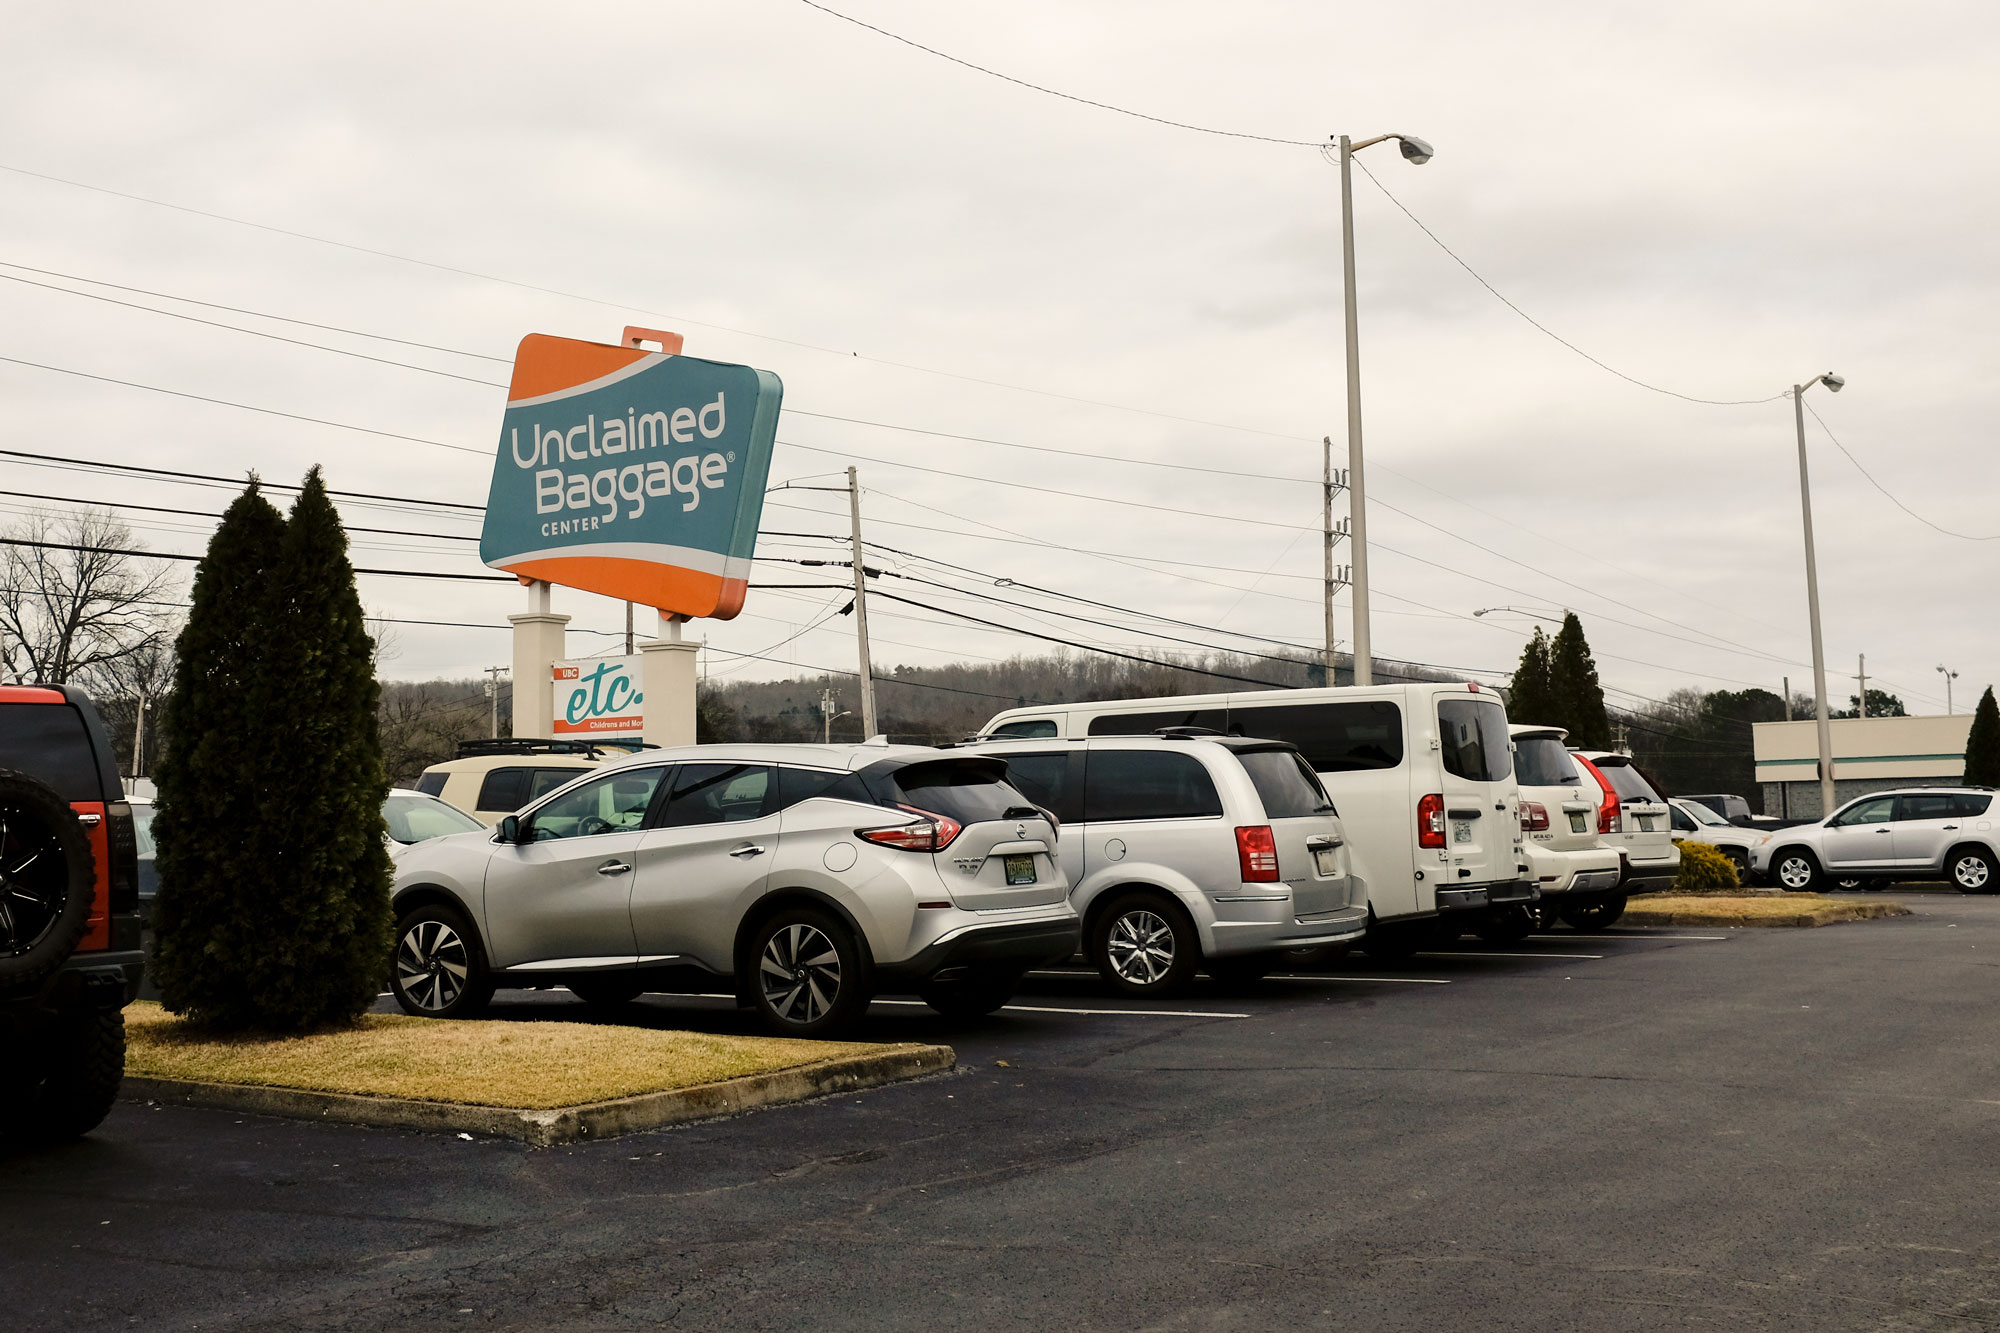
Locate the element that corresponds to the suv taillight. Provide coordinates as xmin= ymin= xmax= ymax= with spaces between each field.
xmin=1417 ymin=793 xmax=1446 ymax=849
xmin=857 ymin=804 xmax=963 ymax=853
xmin=1520 ymin=801 xmax=1549 ymax=832
xmin=1235 ymin=825 xmax=1280 ymax=882
xmin=1599 ymin=788 xmax=1620 ymax=835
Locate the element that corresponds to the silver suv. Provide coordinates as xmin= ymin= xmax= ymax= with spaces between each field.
xmin=388 ymin=743 xmax=1079 ymax=1036
xmin=1750 ymin=787 xmax=1999 ymax=894
xmin=957 ymin=734 xmax=1365 ymax=998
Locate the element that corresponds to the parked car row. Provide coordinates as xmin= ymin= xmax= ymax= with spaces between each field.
xmin=399 ymin=683 xmax=1694 ymax=1036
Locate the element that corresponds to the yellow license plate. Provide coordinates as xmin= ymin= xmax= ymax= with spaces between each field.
xmin=1004 ymin=855 xmax=1037 ymax=885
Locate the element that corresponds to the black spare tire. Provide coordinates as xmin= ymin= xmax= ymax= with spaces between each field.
xmin=0 ymin=768 xmax=94 ymax=989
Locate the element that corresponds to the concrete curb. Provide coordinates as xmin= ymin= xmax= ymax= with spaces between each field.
xmin=1621 ymin=901 xmax=1911 ymax=928
xmin=122 ymin=1043 xmax=955 ymax=1146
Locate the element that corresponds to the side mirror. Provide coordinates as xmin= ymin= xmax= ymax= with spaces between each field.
xmin=498 ymin=815 xmax=522 ymax=844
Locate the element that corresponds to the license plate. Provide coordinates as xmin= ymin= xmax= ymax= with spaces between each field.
xmin=1568 ymin=812 xmax=1588 ymax=833
xmin=1003 ymin=854 xmax=1037 ymax=886
xmin=1313 ymin=848 xmax=1339 ymax=877
xmin=1452 ymin=822 xmax=1473 ymax=845
xmin=1638 ymin=816 xmax=1657 ymax=832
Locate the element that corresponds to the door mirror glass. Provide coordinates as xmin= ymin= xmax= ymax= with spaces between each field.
xmin=497 ymin=814 xmax=521 ymax=844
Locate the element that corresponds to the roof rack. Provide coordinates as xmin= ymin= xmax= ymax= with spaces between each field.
xmin=1152 ymin=726 xmax=1225 ymax=739
xmin=455 ymin=737 xmax=618 ymax=759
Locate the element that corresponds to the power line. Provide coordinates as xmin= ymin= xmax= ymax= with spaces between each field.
xmin=0 ymin=446 xmax=484 ymax=511
xmin=1343 ymin=152 xmax=1789 ymax=409
xmin=0 ymin=536 xmax=513 ymax=583
xmin=792 ymin=1 xmax=1320 ymax=148
xmin=0 ymin=491 xmax=480 ymax=543
xmin=1803 ymin=401 xmax=2000 ymax=542
xmin=0 ymin=355 xmax=487 ymax=455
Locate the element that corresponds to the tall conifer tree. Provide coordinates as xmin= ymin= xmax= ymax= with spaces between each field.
xmin=1549 ymin=612 xmax=1611 ymax=749
xmin=251 ymin=468 xmax=393 ymax=1029
xmin=1966 ymin=687 xmax=2000 ymax=788
xmin=1507 ymin=627 xmax=1558 ymax=725
xmin=151 ymin=481 xmax=287 ymax=1022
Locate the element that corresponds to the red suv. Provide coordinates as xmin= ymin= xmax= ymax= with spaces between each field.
xmin=1 ymin=684 xmax=145 ymax=1142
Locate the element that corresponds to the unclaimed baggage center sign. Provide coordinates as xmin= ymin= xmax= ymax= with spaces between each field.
xmin=552 ymin=656 xmax=643 ymax=737
xmin=480 ymin=333 xmax=782 ymax=620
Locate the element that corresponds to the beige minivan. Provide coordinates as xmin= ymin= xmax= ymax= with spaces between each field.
xmin=415 ymin=738 xmax=652 ymax=826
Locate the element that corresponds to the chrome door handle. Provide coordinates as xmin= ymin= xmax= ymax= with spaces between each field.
xmin=728 ymin=844 xmax=766 ymax=858
xmin=1874 ymin=828 xmax=1891 ymax=834
xmin=1944 ymin=825 xmax=1960 ymax=831
xmin=597 ymin=860 xmax=632 ymax=876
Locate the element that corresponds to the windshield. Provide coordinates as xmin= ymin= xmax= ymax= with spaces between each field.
xmin=383 ymin=793 xmax=485 ymax=844
xmin=1678 ymin=800 xmax=1730 ymax=828
xmin=1591 ymin=758 xmax=1663 ymax=804
xmin=1515 ymin=736 xmax=1581 ymax=787
xmin=1236 ymin=748 xmax=1335 ymax=819
xmin=883 ymin=759 xmax=1034 ymax=826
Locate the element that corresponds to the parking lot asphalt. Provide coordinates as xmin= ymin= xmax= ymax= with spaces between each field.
xmin=9 ymin=890 xmax=2000 ymax=1331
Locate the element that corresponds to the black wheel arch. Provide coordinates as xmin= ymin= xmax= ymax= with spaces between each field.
xmin=1081 ymin=881 xmax=1190 ymax=943
xmin=392 ymin=885 xmax=483 ymax=943
xmin=733 ymin=887 xmax=877 ymax=989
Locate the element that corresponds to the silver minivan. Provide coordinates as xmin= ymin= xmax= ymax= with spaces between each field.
xmin=957 ymin=734 xmax=1366 ymax=998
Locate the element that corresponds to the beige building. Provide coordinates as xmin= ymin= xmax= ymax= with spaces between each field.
xmin=1754 ymin=714 xmax=1975 ymax=820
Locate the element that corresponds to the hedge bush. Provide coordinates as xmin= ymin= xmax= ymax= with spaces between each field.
xmin=1673 ymin=840 xmax=1742 ymax=895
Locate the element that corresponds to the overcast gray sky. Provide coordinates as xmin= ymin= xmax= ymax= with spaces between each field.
xmin=3 ymin=1 xmax=1994 ymax=718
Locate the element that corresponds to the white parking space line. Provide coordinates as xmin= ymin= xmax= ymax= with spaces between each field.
xmin=1555 ymin=933 xmax=1730 ymax=941
xmin=870 ymin=998 xmax=1250 ymax=1019
xmin=1272 ymin=975 xmax=1452 ymax=985
xmin=1417 ymin=950 xmax=1603 ymax=960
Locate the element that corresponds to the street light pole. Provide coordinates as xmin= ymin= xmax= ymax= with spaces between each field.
xmin=1938 ymin=664 xmax=1959 ymax=714
xmin=1792 ymin=372 xmax=1845 ymax=816
xmin=1333 ymin=131 xmax=1432 ymax=686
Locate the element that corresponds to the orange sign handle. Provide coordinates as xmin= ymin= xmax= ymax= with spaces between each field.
xmin=623 ymin=326 xmax=685 ymax=355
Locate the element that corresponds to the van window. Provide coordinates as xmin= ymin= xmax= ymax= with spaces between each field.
xmin=1589 ymin=757 xmax=1663 ymax=804
xmin=1437 ymin=699 xmax=1512 ymax=783
xmin=413 ymin=771 xmax=448 ymax=798
xmin=1953 ymin=792 xmax=1994 ymax=817
xmin=1514 ymin=735 xmax=1580 ymax=787
xmin=999 ymin=753 xmax=1069 ymax=813
xmin=1083 ymin=751 xmax=1223 ymax=822
xmin=476 ymin=767 xmax=532 ymax=812
xmin=1087 ymin=708 xmax=1228 ymax=737
xmin=1228 ymin=701 xmax=1404 ymax=773
xmin=881 ymin=759 xmax=1030 ymax=826
xmin=989 ymin=719 xmax=1057 ymax=739
xmin=1236 ymin=748 xmax=1335 ymax=820
xmin=0 ymin=703 xmax=103 ymax=802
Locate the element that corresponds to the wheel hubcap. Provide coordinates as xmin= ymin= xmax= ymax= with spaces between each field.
xmin=1957 ymin=858 xmax=1990 ymax=890
xmin=759 ymin=923 xmax=841 ymax=1024
xmin=1780 ymin=858 xmax=1812 ymax=889
xmin=396 ymin=920 xmax=470 ymax=1012
xmin=0 ymin=806 xmax=65 ymax=958
xmin=1106 ymin=909 xmax=1175 ymax=985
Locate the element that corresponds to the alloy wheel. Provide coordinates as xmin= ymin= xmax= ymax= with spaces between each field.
xmin=759 ymin=922 xmax=842 ymax=1025
xmin=1955 ymin=856 xmax=1991 ymax=892
xmin=1105 ymin=909 xmax=1175 ymax=986
xmin=1777 ymin=857 xmax=1815 ymax=890
xmin=396 ymin=919 xmax=471 ymax=1013
xmin=0 ymin=809 xmax=65 ymax=958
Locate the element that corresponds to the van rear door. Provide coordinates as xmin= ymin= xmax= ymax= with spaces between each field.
xmin=1433 ymin=694 xmax=1522 ymax=891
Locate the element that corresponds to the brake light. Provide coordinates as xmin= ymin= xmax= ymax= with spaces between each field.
xmin=1417 ymin=793 xmax=1446 ymax=849
xmin=1235 ymin=825 xmax=1280 ymax=882
xmin=857 ymin=804 xmax=963 ymax=852
xmin=1520 ymin=801 xmax=1549 ymax=832
xmin=1573 ymin=755 xmax=1620 ymax=833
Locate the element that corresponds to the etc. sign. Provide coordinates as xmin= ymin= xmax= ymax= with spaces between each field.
xmin=552 ymin=656 xmax=643 ymax=737
xmin=479 ymin=333 xmax=782 ymax=619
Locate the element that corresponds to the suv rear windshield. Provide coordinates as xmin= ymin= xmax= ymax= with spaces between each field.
xmin=1591 ymin=757 xmax=1663 ymax=803
xmin=1437 ymin=698 xmax=1512 ymax=783
xmin=0 ymin=702 xmax=102 ymax=802
xmin=882 ymin=759 xmax=1031 ymax=826
xmin=1515 ymin=736 xmax=1581 ymax=787
xmin=1236 ymin=748 xmax=1335 ymax=820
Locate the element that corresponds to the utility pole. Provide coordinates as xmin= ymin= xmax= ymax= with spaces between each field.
xmin=485 ymin=665 xmax=509 ymax=738
xmin=819 ymin=687 xmax=846 ymax=744
xmin=1337 ymin=137 xmax=1373 ymax=686
xmin=1783 ymin=677 xmax=1791 ymax=721
xmin=1322 ymin=437 xmax=1338 ymax=683
xmin=847 ymin=467 xmax=878 ymax=738
xmin=131 ymin=696 xmax=147 ymax=780
xmin=624 ymin=601 xmax=634 ymax=656
xmin=1856 ymin=654 xmax=1868 ymax=719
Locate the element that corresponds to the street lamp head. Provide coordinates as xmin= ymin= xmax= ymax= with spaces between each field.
xmin=1397 ymin=135 xmax=1435 ymax=164
xmin=1820 ymin=373 xmax=1845 ymax=393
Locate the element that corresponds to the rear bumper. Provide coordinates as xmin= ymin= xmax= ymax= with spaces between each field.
xmin=877 ymin=915 xmax=1080 ymax=985
xmin=1435 ymin=880 xmax=1540 ymax=913
xmin=1208 ymin=903 xmax=1369 ymax=957
xmin=1 ymin=945 xmax=145 ymax=1017
xmin=1620 ymin=851 xmax=1680 ymax=894
xmin=1525 ymin=844 xmax=1624 ymax=896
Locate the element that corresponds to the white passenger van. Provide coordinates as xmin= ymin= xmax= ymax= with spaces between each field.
xmin=976 ymin=683 xmax=1533 ymax=958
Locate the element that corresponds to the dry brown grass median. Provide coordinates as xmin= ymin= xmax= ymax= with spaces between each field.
xmin=1622 ymin=894 xmax=1910 ymax=927
xmin=124 ymin=1002 xmax=884 ymax=1109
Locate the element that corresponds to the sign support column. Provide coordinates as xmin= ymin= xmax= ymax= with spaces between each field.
xmin=508 ymin=580 xmax=568 ymax=740
xmin=640 ymin=614 xmax=700 ymax=748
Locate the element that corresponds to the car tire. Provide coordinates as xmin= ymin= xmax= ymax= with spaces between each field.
xmin=1474 ymin=906 xmax=1535 ymax=945
xmin=567 ymin=977 xmax=646 ymax=1008
xmin=1723 ymin=849 xmax=1750 ymax=882
xmin=1091 ymin=892 xmax=1199 ymax=999
xmin=0 ymin=768 xmax=96 ymax=990
xmin=749 ymin=907 xmax=871 ymax=1037
xmin=1205 ymin=952 xmax=1279 ymax=985
xmin=1558 ymin=893 xmax=1628 ymax=929
xmin=1949 ymin=848 xmax=1995 ymax=895
xmin=1771 ymin=849 xmax=1823 ymax=893
xmin=917 ymin=968 xmax=1022 ymax=1020
xmin=391 ymin=902 xmax=494 ymax=1019
xmin=1359 ymin=917 xmax=1426 ymax=963
xmin=4 ymin=1007 xmax=125 ymax=1143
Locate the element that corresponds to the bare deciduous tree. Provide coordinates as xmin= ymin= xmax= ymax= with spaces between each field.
xmin=0 ymin=508 xmax=175 ymax=685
